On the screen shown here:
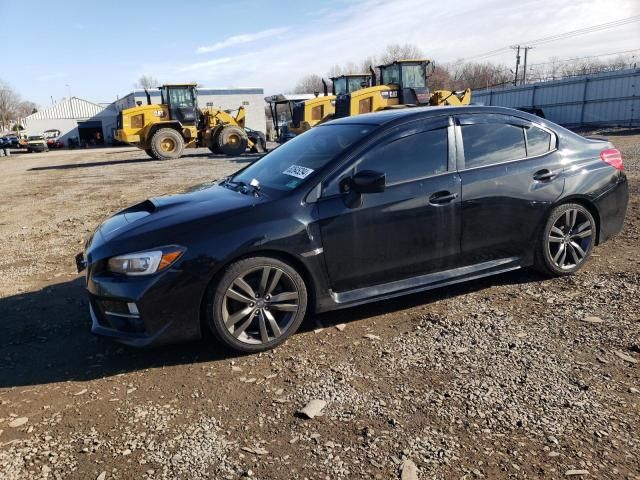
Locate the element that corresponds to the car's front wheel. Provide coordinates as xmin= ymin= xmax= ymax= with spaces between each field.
xmin=206 ymin=256 xmax=308 ymax=352
xmin=535 ymin=203 xmax=596 ymax=276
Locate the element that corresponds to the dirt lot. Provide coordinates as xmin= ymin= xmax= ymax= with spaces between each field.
xmin=0 ymin=135 xmax=639 ymax=480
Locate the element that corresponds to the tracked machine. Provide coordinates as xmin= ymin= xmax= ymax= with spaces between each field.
xmin=115 ymin=84 xmax=265 ymax=160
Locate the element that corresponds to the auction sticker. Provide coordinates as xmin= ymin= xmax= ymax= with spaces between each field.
xmin=283 ymin=165 xmax=314 ymax=179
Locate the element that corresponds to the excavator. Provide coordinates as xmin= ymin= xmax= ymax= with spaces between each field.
xmin=333 ymin=59 xmax=471 ymax=118
xmin=115 ymin=84 xmax=265 ymax=160
xmin=288 ymin=73 xmax=372 ymax=135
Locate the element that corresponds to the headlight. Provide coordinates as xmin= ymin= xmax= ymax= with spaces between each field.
xmin=107 ymin=247 xmax=184 ymax=276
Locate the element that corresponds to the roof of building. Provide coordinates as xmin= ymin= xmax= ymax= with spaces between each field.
xmin=25 ymin=97 xmax=106 ymax=121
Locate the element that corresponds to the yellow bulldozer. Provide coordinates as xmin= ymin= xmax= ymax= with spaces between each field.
xmin=333 ymin=59 xmax=471 ymax=118
xmin=115 ymin=84 xmax=266 ymax=160
xmin=288 ymin=73 xmax=373 ymax=135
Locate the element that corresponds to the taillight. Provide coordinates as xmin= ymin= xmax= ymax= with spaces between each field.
xmin=600 ymin=148 xmax=623 ymax=170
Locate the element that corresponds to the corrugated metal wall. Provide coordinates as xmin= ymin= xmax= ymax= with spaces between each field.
xmin=473 ymin=68 xmax=639 ymax=127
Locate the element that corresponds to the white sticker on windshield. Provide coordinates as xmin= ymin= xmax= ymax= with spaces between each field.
xmin=283 ymin=165 xmax=314 ymax=179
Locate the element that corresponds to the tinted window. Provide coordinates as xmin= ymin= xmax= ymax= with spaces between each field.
xmin=231 ymin=124 xmax=372 ymax=193
xmin=356 ymin=128 xmax=448 ymax=184
xmin=461 ymin=123 xmax=526 ymax=168
xmin=526 ymin=126 xmax=552 ymax=156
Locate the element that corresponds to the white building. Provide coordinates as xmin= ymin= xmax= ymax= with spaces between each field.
xmin=22 ymin=97 xmax=118 ymax=145
xmin=113 ymin=87 xmax=266 ymax=132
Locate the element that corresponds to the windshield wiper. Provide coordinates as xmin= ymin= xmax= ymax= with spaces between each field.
xmin=222 ymin=178 xmax=261 ymax=197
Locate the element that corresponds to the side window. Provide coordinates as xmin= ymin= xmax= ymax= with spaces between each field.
xmin=461 ymin=123 xmax=526 ymax=169
xmin=526 ymin=126 xmax=553 ymax=157
xmin=356 ymin=128 xmax=448 ymax=184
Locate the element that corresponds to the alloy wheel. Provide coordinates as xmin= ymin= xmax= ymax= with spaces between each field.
xmin=221 ymin=266 xmax=300 ymax=345
xmin=547 ymin=208 xmax=593 ymax=270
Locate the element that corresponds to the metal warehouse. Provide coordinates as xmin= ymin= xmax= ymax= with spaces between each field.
xmin=113 ymin=87 xmax=266 ymax=132
xmin=22 ymin=97 xmax=118 ymax=146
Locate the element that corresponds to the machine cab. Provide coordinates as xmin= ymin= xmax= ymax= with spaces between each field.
xmin=331 ymin=74 xmax=372 ymax=95
xmin=160 ymin=84 xmax=198 ymax=126
xmin=379 ymin=59 xmax=433 ymax=105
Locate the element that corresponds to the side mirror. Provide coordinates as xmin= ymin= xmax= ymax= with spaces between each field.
xmin=348 ymin=170 xmax=386 ymax=194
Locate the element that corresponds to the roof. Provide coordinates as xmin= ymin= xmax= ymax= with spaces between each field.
xmin=323 ymin=105 xmax=535 ymax=126
xmin=24 ymin=97 xmax=105 ymax=121
xmin=377 ymin=59 xmax=431 ymax=68
xmin=331 ymin=73 xmax=372 ymax=79
xmin=265 ymin=94 xmax=317 ymax=103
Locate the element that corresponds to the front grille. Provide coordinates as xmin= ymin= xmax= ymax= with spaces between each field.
xmin=334 ymin=94 xmax=351 ymax=118
xmin=291 ymin=103 xmax=304 ymax=128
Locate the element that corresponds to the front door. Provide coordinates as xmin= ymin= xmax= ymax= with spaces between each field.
xmin=317 ymin=118 xmax=462 ymax=293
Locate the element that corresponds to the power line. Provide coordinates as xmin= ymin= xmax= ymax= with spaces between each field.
xmin=449 ymin=15 xmax=640 ymax=64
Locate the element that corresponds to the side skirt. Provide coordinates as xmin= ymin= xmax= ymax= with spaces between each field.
xmin=324 ymin=257 xmax=523 ymax=311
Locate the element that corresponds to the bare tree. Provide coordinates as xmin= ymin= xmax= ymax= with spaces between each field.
xmin=16 ymin=101 xmax=38 ymax=118
xmin=0 ymin=80 xmax=20 ymax=131
xmin=293 ymin=74 xmax=325 ymax=94
xmin=429 ymin=65 xmax=453 ymax=90
xmin=379 ymin=43 xmax=425 ymax=64
xmin=135 ymin=75 xmax=159 ymax=89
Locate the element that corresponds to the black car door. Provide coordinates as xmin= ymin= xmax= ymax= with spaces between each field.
xmin=316 ymin=117 xmax=462 ymax=293
xmin=455 ymin=113 xmax=565 ymax=265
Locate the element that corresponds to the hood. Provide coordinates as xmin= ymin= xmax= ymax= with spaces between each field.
xmin=88 ymin=183 xmax=261 ymax=250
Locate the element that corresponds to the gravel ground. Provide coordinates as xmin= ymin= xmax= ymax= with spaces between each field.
xmin=0 ymin=133 xmax=638 ymax=480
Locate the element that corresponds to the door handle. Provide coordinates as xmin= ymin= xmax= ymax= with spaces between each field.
xmin=429 ymin=191 xmax=458 ymax=205
xmin=533 ymin=169 xmax=558 ymax=181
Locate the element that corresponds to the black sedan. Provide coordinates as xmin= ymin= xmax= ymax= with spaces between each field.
xmin=77 ymin=106 xmax=628 ymax=352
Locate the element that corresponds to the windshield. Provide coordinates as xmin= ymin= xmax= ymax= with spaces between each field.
xmin=348 ymin=76 xmax=368 ymax=93
xmin=402 ymin=64 xmax=426 ymax=88
xmin=381 ymin=65 xmax=400 ymax=84
xmin=28 ymin=136 xmax=43 ymax=141
xmin=166 ymin=88 xmax=195 ymax=108
xmin=229 ymin=124 xmax=373 ymax=194
xmin=333 ymin=78 xmax=347 ymax=95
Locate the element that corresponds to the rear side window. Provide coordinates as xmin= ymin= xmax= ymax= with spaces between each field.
xmin=356 ymin=128 xmax=448 ymax=184
xmin=526 ymin=126 xmax=553 ymax=156
xmin=461 ymin=123 xmax=526 ymax=168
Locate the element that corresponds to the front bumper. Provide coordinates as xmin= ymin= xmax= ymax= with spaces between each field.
xmin=86 ymin=266 xmax=204 ymax=347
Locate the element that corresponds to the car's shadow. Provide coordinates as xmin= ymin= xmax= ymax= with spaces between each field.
xmin=0 ymin=269 xmax=545 ymax=388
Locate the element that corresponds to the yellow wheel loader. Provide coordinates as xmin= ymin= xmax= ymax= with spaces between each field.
xmin=115 ymin=84 xmax=265 ymax=160
xmin=289 ymin=73 xmax=372 ymax=135
xmin=333 ymin=59 xmax=472 ymax=118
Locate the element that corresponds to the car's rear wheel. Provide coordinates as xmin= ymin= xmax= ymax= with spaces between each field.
xmin=207 ymin=257 xmax=308 ymax=352
xmin=535 ymin=203 xmax=596 ymax=276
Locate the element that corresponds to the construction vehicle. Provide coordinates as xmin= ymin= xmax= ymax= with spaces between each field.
xmin=334 ymin=59 xmax=471 ymax=118
xmin=115 ymin=84 xmax=265 ymax=160
xmin=289 ymin=73 xmax=372 ymax=135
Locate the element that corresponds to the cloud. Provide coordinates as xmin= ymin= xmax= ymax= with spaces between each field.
xmin=139 ymin=0 xmax=640 ymax=96
xmin=196 ymin=27 xmax=289 ymax=54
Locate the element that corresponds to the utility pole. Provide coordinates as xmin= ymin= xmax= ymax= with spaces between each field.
xmin=522 ymin=46 xmax=533 ymax=85
xmin=510 ymin=46 xmax=521 ymax=86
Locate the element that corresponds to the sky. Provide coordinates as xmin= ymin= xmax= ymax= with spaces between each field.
xmin=1 ymin=0 xmax=638 ymax=107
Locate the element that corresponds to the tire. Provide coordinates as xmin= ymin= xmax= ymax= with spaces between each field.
xmin=150 ymin=128 xmax=184 ymax=160
xmin=144 ymin=148 xmax=158 ymax=160
xmin=208 ymin=145 xmax=221 ymax=154
xmin=534 ymin=203 xmax=596 ymax=276
xmin=217 ymin=125 xmax=248 ymax=156
xmin=206 ymin=256 xmax=308 ymax=353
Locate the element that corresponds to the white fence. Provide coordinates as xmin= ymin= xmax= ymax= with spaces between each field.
xmin=473 ymin=68 xmax=639 ymax=127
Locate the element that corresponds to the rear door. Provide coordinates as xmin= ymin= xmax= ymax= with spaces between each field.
xmin=317 ymin=117 xmax=462 ymax=292
xmin=455 ymin=113 xmax=564 ymax=265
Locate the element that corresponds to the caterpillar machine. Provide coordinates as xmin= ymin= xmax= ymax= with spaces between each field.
xmin=333 ymin=59 xmax=472 ymax=118
xmin=288 ymin=73 xmax=373 ymax=135
xmin=115 ymin=84 xmax=266 ymax=160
